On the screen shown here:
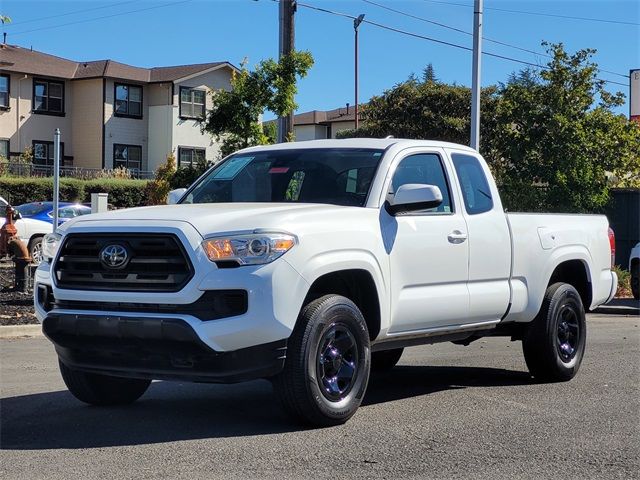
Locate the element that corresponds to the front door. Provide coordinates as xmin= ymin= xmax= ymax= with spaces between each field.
xmin=384 ymin=150 xmax=470 ymax=333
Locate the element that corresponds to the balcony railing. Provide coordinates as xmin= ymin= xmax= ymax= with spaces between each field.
xmin=0 ymin=162 xmax=155 ymax=180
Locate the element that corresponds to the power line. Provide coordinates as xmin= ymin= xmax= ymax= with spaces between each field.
xmin=9 ymin=0 xmax=194 ymax=37
xmin=362 ymin=0 xmax=628 ymax=79
xmin=2 ymin=0 xmax=138 ymax=28
xmin=421 ymin=0 xmax=640 ymax=26
xmin=289 ymin=1 xmax=629 ymax=88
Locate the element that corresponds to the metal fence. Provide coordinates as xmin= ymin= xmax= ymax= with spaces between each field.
xmin=0 ymin=162 xmax=155 ymax=180
xmin=606 ymin=188 xmax=640 ymax=269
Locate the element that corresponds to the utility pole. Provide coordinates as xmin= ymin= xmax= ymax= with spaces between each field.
xmin=470 ymin=0 xmax=483 ymax=151
xmin=278 ymin=0 xmax=296 ymax=143
xmin=354 ymin=14 xmax=365 ymax=130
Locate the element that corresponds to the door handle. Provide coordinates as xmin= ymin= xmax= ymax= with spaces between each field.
xmin=448 ymin=230 xmax=467 ymax=244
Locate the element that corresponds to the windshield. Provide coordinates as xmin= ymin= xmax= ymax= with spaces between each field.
xmin=16 ymin=202 xmax=51 ymax=216
xmin=181 ymin=148 xmax=384 ymax=207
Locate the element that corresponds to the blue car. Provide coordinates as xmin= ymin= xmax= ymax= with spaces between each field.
xmin=15 ymin=201 xmax=92 ymax=225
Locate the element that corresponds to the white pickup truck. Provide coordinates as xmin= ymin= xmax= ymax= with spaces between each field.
xmin=35 ymin=139 xmax=617 ymax=426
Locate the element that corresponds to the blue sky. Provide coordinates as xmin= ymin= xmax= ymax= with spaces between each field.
xmin=2 ymin=0 xmax=638 ymax=118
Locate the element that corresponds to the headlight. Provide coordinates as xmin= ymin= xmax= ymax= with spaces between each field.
xmin=202 ymin=232 xmax=296 ymax=266
xmin=42 ymin=232 xmax=62 ymax=262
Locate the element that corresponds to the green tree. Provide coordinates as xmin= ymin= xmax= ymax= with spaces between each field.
xmin=203 ymin=51 xmax=314 ymax=158
xmin=493 ymin=43 xmax=640 ymax=213
xmin=422 ymin=63 xmax=437 ymax=84
xmin=337 ymin=77 xmax=499 ymax=149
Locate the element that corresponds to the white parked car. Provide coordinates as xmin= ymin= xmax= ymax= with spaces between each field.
xmin=35 ymin=139 xmax=617 ymax=426
xmin=630 ymin=242 xmax=639 ymax=299
xmin=0 ymin=202 xmax=91 ymax=263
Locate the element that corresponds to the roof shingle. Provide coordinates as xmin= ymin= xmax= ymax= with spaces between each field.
xmin=0 ymin=44 xmax=233 ymax=83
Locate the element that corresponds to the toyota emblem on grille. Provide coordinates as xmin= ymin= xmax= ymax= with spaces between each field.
xmin=99 ymin=244 xmax=130 ymax=269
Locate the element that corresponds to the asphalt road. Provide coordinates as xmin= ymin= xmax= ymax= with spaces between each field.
xmin=1 ymin=313 xmax=638 ymax=480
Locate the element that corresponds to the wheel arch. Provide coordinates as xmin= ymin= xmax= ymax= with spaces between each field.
xmin=546 ymin=258 xmax=592 ymax=311
xmin=303 ymin=268 xmax=382 ymax=341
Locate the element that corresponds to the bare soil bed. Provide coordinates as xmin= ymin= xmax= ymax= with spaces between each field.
xmin=0 ymin=262 xmax=38 ymax=325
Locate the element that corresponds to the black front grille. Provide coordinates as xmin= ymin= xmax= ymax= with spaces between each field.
xmin=54 ymin=233 xmax=194 ymax=292
xmin=52 ymin=290 xmax=248 ymax=321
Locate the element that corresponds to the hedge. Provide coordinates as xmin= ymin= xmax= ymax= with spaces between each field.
xmin=0 ymin=177 xmax=150 ymax=208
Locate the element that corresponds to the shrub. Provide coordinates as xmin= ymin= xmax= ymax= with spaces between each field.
xmin=83 ymin=179 xmax=149 ymax=208
xmin=0 ymin=177 xmax=85 ymax=205
xmin=0 ymin=177 xmax=149 ymax=208
xmin=146 ymin=153 xmax=176 ymax=205
xmin=613 ymin=265 xmax=631 ymax=298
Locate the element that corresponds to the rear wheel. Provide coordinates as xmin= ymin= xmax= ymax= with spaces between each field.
xmin=522 ymin=283 xmax=586 ymax=382
xmin=371 ymin=348 xmax=404 ymax=372
xmin=59 ymin=360 xmax=151 ymax=406
xmin=273 ymin=294 xmax=371 ymax=427
xmin=631 ymin=263 xmax=639 ymax=300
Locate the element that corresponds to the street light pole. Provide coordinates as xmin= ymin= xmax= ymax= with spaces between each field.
xmin=470 ymin=0 xmax=483 ymax=151
xmin=53 ymin=128 xmax=61 ymax=232
xmin=354 ymin=14 xmax=365 ymax=130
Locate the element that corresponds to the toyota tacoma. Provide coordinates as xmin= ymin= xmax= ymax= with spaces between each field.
xmin=35 ymin=139 xmax=618 ymax=426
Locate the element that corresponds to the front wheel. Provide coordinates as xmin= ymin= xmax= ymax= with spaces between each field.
xmin=59 ymin=360 xmax=151 ymax=406
xmin=522 ymin=283 xmax=586 ymax=382
xmin=273 ymin=295 xmax=371 ymax=427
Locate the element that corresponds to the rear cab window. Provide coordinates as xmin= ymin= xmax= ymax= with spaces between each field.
xmin=451 ymin=153 xmax=493 ymax=215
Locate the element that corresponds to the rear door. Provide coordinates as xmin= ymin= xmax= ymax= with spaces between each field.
xmin=385 ymin=148 xmax=470 ymax=333
xmin=448 ymin=150 xmax=511 ymax=322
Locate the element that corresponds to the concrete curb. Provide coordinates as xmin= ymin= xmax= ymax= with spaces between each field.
xmin=0 ymin=324 xmax=43 ymax=338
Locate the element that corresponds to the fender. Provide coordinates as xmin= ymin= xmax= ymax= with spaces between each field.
xmin=510 ymin=245 xmax=594 ymax=323
xmin=291 ymin=248 xmax=391 ymax=337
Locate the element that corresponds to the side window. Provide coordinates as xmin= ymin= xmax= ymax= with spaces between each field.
xmin=58 ymin=207 xmax=76 ymax=219
xmin=391 ymin=153 xmax=452 ymax=214
xmin=451 ymin=153 xmax=493 ymax=215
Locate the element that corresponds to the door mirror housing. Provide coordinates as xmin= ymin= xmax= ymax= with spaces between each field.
xmin=167 ymin=188 xmax=187 ymax=205
xmin=386 ymin=184 xmax=443 ymax=215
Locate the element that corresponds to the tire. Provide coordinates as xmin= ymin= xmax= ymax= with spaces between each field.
xmin=631 ymin=264 xmax=639 ymax=300
xmin=273 ymin=294 xmax=371 ymax=427
xmin=59 ymin=360 xmax=151 ymax=406
xmin=522 ymin=283 xmax=586 ymax=382
xmin=371 ymin=348 xmax=404 ymax=372
xmin=29 ymin=236 xmax=43 ymax=265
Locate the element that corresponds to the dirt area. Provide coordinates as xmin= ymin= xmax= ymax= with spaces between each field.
xmin=0 ymin=261 xmax=38 ymax=325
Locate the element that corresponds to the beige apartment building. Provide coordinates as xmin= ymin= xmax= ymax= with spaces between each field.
xmin=0 ymin=44 xmax=236 ymax=174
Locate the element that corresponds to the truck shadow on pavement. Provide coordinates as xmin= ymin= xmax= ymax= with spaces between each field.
xmin=1 ymin=365 xmax=532 ymax=450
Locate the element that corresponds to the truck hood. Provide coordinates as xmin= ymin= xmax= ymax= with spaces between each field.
xmin=64 ymin=203 xmax=359 ymax=238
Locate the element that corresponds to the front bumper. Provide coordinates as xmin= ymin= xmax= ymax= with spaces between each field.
xmin=35 ymin=250 xmax=310 ymax=352
xmin=43 ymin=313 xmax=287 ymax=383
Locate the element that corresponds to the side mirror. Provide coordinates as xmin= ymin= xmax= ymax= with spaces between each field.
xmin=386 ymin=184 xmax=443 ymax=215
xmin=167 ymin=188 xmax=187 ymax=205
xmin=12 ymin=210 xmax=22 ymax=221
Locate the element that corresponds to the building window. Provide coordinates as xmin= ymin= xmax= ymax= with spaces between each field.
xmin=178 ymin=146 xmax=205 ymax=168
xmin=0 ymin=75 xmax=9 ymax=109
xmin=33 ymin=78 xmax=65 ymax=115
xmin=179 ymin=87 xmax=206 ymax=119
xmin=114 ymin=83 xmax=143 ymax=118
xmin=32 ymin=140 xmax=64 ymax=166
xmin=0 ymin=139 xmax=9 ymax=159
xmin=114 ymin=144 xmax=142 ymax=170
